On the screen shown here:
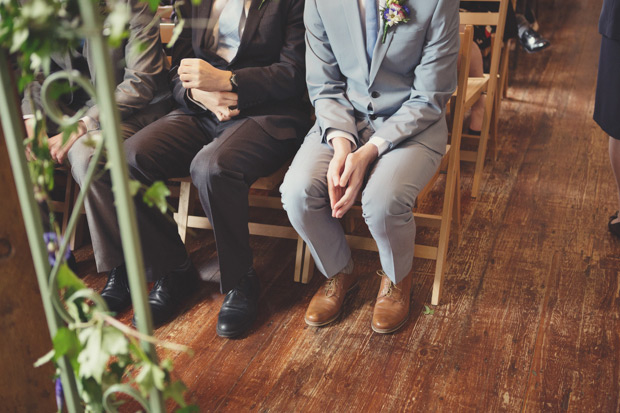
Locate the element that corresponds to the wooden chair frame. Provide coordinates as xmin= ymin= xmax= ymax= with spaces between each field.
xmin=459 ymin=0 xmax=510 ymax=198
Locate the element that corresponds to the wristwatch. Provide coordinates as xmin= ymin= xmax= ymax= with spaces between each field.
xmin=230 ymin=72 xmax=238 ymax=92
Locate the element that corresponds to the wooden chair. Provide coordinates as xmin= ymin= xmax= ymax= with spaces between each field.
xmin=459 ymin=0 xmax=510 ymax=198
xmin=298 ymin=26 xmax=475 ymax=306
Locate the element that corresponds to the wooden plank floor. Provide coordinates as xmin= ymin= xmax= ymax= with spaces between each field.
xmin=73 ymin=0 xmax=620 ymax=410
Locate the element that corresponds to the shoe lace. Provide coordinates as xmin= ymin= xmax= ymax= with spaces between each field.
xmin=377 ymin=269 xmax=396 ymax=297
xmin=325 ymin=277 xmax=339 ymax=296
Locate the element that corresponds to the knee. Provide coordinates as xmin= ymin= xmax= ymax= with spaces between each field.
xmin=124 ymin=138 xmax=159 ymax=183
xmin=361 ymin=188 xmax=413 ymax=231
xmin=190 ymin=148 xmax=238 ymax=189
xmin=280 ymin=168 xmax=326 ymax=216
xmin=67 ymin=140 xmax=94 ymax=185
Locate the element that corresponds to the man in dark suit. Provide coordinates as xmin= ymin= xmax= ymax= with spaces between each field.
xmin=99 ymin=0 xmax=310 ymax=337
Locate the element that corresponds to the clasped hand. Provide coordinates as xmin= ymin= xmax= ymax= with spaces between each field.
xmin=327 ymin=137 xmax=378 ymax=219
xmin=46 ymin=121 xmax=87 ymax=164
xmin=179 ymin=58 xmax=231 ymax=92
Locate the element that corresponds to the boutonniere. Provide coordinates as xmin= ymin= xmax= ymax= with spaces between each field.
xmin=379 ymin=0 xmax=410 ymax=43
xmin=258 ymin=0 xmax=269 ymax=10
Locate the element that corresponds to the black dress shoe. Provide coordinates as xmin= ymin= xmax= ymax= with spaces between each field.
xmin=142 ymin=263 xmax=200 ymax=328
xmin=517 ymin=15 xmax=550 ymax=53
xmin=216 ymin=270 xmax=260 ymax=338
xmin=519 ymin=28 xmax=550 ymax=53
xmin=100 ymin=265 xmax=131 ymax=313
xmin=609 ymin=211 xmax=620 ymax=238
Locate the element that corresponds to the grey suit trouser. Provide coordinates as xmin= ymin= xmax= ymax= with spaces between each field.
xmin=280 ymin=120 xmax=443 ymax=285
xmin=67 ymin=100 xmax=172 ymax=281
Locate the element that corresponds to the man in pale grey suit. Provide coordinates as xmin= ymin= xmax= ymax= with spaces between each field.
xmin=281 ymin=0 xmax=459 ymax=333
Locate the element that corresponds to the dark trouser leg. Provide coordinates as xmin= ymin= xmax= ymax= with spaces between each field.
xmin=124 ymin=110 xmax=213 ymax=281
xmin=189 ymin=118 xmax=299 ymax=293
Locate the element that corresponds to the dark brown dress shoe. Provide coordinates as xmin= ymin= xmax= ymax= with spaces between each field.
xmin=371 ymin=272 xmax=412 ymax=334
xmin=305 ymin=272 xmax=359 ymax=326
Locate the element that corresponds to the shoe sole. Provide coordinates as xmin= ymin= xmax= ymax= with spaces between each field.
xmin=304 ymin=281 xmax=359 ymax=327
xmin=371 ymin=310 xmax=410 ymax=334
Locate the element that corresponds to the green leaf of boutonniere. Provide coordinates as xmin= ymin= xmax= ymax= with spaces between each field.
xmin=258 ymin=0 xmax=268 ymax=10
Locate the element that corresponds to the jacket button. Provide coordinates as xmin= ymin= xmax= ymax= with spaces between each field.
xmin=371 ymin=91 xmax=380 ymax=98
xmin=369 ymin=114 xmax=377 ymax=120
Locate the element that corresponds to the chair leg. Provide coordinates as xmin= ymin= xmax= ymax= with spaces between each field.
xmin=470 ymin=85 xmax=497 ymax=198
xmin=301 ymin=243 xmax=314 ymax=284
xmin=294 ymin=236 xmax=305 ymax=283
xmin=177 ymin=181 xmax=191 ymax=243
xmin=453 ymin=167 xmax=462 ymax=246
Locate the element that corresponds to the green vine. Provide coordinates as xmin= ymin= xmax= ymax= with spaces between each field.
xmin=0 ymin=0 xmax=196 ymax=410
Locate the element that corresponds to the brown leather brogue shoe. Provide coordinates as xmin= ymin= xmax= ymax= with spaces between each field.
xmin=371 ymin=272 xmax=412 ymax=334
xmin=304 ymin=272 xmax=359 ymax=326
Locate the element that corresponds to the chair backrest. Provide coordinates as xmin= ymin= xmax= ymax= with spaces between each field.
xmin=459 ymin=0 xmax=510 ymax=91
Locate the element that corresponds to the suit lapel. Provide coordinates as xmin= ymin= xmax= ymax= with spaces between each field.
xmin=232 ymin=0 xmax=269 ymax=63
xmin=342 ymin=0 xmax=369 ymax=82
xmin=369 ymin=23 xmax=394 ymax=84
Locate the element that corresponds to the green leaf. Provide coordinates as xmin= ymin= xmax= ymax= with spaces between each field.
xmin=10 ymin=27 xmax=28 ymax=52
xmin=77 ymin=325 xmax=108 ymax=382
xmin=423 ymin=305 xmax=434 ymax=315
xmin=167 ymin=19 xmax=184 ymax=48
xmin=101 ymin=326 xmax=129 ymax=357
xmin=164 ymin=379 xmax=188 ymax=407
xmin=128 ymin=179 xmax=141 ymax=197
xmin=52 ymin=327 xmax=81 ymax=371
xmin=105 ymin=2 xmax=130 ymax=48
xmin=34 ymin=349 xmax=55 ymax=367
xmin=79 ymin=377 xmax=104 ymax=412
xmin=57 ymin=263 xmax=86 ymax=294
xmin=146 ymin=0 xmax=159 ymax=12
xmin=135 ymin=362 xmax=167 ymax=397
xmin=143 ymin=181 xmax=170 ymax=214
xmin=177 ymin=405 xmax=200 ymax=413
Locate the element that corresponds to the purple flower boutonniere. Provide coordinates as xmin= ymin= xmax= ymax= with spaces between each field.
xmin=380 ymin=0 xmax=411 ymax=43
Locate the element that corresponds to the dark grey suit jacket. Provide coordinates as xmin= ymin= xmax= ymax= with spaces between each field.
xmin=22 ymin=0 xmax=170 ymax=126
xmin=170 ymin=0 xmax=310 ymax=141
xmin=600 ymin=0 xmax=620 ymax=40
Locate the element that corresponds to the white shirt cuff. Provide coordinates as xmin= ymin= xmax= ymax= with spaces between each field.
xmin=368 ymin=136 xmax=390 ymax=156
xmin=186 ymin=90 xmax=207 ymax=110
xmin=23 ymin=114 xmax=34 ymax=120
xmin=326 ymin=129 xmax=357 ymax=150
xmin=80 ymin=116 xmax=99 ymax=132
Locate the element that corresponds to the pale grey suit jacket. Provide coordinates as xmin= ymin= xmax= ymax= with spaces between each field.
xmin=304 ymin=0 xmax=459 ymax=155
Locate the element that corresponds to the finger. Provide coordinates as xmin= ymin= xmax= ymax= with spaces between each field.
xmin=179 ymin=58 xmax=198 ymax=67
xmin=339 ymin=158 xmax=354 ymax=187
xmin=327 ymin=180 xmax=339 ymax=210
xmin=333 ymin=183 xmax=357 ymax=211
xmin=333 ymin=187 xmax=356 ymax=218
xmin=229 ymin=108 xmax=240 ymax=117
